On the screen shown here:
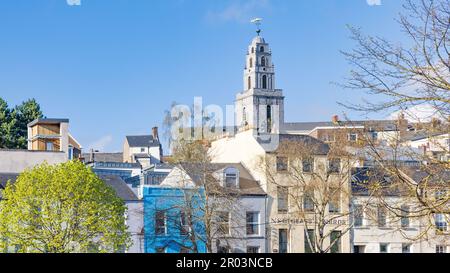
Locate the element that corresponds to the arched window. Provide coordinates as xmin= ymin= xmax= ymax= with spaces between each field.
xmin=262 ymin=75 xmax=267 ymax=89
xmin=267 ymin=105 xmax=272 ymax=133
xmin=260 ymin=46 xmax=264 ymax=52
xmin=249 ymin=58 xmax=253 ymax=68
xmin=224 ymin=167 xmax=239 ymax=188
xmin=261 ymin=56 xmax=266 ymax=67
xmin=248 ymin=76 xmax=252 ymax=90
xmin=251 ymin=47 xmax=254 ymax=53
xmin=243 ymin=107 xmax=247 ymax=124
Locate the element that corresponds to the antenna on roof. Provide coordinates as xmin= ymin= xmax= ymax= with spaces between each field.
xmin=251 ymin=18 xmax=263 ymax=36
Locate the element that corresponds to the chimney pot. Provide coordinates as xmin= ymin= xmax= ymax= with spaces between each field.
xmin=152 ymin=127 xmax=159 ymax=141
xmin=332 ymin=115 xmax=340 ymax=124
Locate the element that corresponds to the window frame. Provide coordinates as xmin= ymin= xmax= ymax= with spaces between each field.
xmin=246 ymin=212 xmax=260 ymax=236
xmin=155 ymin=210 xmax=167 ymax=236
xmin=276 ymin=156 xmax=288 ymax=172
xmin=277 ymin=186 xmax=289 ymax=213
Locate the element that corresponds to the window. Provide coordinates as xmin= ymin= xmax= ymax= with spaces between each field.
xmin=378 ymin=207 xmax=387 ymax=228
xmin=279 ymin=229 xmax=288 ymax=253
xmin=302 ymin=158 xmax=314 ymax=173
xmin=267 ymin=105 xmax=272 ymax=133
xmin=180 ymin=211 xmax=190 ymax=236
xmin=262 ymin=75 xmax=267 ymax=89
xmin=218 ymin=246 xmax=230 ymax=253
xmin=156 ymin=247 xmax=166 ymax=253
xmin=251 ymin=47 xmax=254 ymax=53
xmin=246 ymin=212 xmax=260 ymax=236
xmin=329 ymin=188 xmax=341 ymax=213
xmin=155 ymin=211 xmax=166 ymax=235
xmin=140 ymin=147 xmax=145 ymax=153
xmin=354 ymin=245 xmax=365 ymax=253
xmin=277 ymin=186 xmax=289 ymax=213
xmin=46 ymin=142 xmax=54 ymax=151
xmin=303 ymin=189 xmax=314 ymax=212
xmin=354 ymin=205 xmax=364 ymax=227
xmin=402 ymin=244 xmax=412 ymax=253
xmin=248 ymin=76 xmax=252 ymax=90
xmin=436 ymin=245 xmax=447 ymax=253
xmin=242 ymin=107 xmax=247 ymax=124
xmin=68 ymin=146 xmax=73 ymax=160
xmin=249 ymin=58 xmax=253 ymax=68
xmin=276 ymin=156 xmax=288 ymax=172
xmin=218 ymin=212 xmax=230 ymax=235
xmin=330 ymin=231 xmax=341 ymax=253
xmin=401 ymin=205 xmax=410 ymax=228
xmin=380 ymin=243 xmax=389 ymax=253
xmin=261 ymin=56 xmax=266 ymax=67
xmin=247 ymin=246 xmax=260 ymax=253
xmin=328 ymin=159 xmax=341 ymax=173
xmin=224 ymin=168 xmax=238 ymax=188
xmin=180 ymin=247 xmax=190 ymax=254
xmin=435 ymin=213 xmax=448 ymax=232
xmin=348 ymin=133 xmax=358 ymax=142
xmin=260 ymin=46 xmax=264 ymax=52
xmin=322 ymin=134 xmax=336 ymax=142
xmin=305 ymin=229 xmax=315 ymax=253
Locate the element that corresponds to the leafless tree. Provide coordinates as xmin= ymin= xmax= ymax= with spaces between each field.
xmin=339 ymin=0 xmax=449 ymax=243
xmin=259 ymin=136 xmax=372 ymax=253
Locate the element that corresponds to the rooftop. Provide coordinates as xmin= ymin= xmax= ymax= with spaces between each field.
xmin=126 ymin=135 xmax=160 ymax=148
xmin=27 ymin=118 xmax=69 ymax=127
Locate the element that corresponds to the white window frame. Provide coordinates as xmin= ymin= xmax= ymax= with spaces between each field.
xmin=246 ymin=211 xmax=260 ymax=236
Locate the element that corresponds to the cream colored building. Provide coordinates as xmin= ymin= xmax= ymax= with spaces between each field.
xmin=210 ymin=32 xmax=353 ymax=253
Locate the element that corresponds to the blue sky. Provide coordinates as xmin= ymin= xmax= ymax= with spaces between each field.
xmin=0 ymin=0 xmax=407 ymax=153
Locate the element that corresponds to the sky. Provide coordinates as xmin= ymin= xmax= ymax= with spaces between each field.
xmin=0 ymin=0 xmax=408 ymax=153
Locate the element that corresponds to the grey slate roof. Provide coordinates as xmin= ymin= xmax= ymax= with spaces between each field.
xmin=282 ymin=120 xmax=401 ymax=132
xmin=0 ymin=173 xmax=19 ymax=190
xmin=81 ymin=152 xmax=124 ymax=163
xmin=126 ymin=135 xmax=160 ymax=147
xmin=274 ymin=134 xmax=330 ymax=155
xmin=180 ymin=163 xmax=266 ymax=196
xmin=98 ymin=175 xmax=140 ymax=201
xmin=0 ymin=173 xmax=19 ymax=199
xmin=0 ymin=172 xmax=139 ymax=202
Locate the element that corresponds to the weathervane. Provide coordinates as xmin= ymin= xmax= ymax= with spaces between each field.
xmin=251 ymin=18 xmax=263 ymax=36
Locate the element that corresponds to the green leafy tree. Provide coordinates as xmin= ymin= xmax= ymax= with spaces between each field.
xmin=9 ymin=99 xmax=44 ymax=149
xmin=0 ymin=161 xmax=131 ymax=253
xmin=0 ymin=98 xmax=10 ymax=148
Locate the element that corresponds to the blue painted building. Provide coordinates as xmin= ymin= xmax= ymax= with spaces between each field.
xmin=143 ymin=186 xmax=207 ymax=253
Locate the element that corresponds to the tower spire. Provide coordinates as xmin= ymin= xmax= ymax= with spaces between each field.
xmin=251 ymin=18 xmax=263 ymax=36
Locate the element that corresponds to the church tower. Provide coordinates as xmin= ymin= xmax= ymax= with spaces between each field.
xmin=236 ymin=26 xmax=285 ymax=134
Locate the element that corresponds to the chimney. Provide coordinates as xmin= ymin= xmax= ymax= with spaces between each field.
xmin=332 ymin=115 xmax=340 ymax=124
xmin=152 ymin=127 xmax=159 ymax=141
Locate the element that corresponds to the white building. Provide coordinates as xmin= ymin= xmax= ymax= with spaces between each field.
xmin=123 ymin=127 xmax=163 ymax=168
xmin=152 ymin=163 xmax=268 ymax=253
xmin=351 ymin=167 xmax=449 ymax=253
xmin=0 ymin=118 xmax=81 ymax=173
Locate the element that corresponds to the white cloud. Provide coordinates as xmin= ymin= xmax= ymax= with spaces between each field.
xmin=205 ymin=0 xmax=270 ymax=24
xmin=67 ymin=0 xmax=81 ymax=6
xmin=87 ymin=135 xmax=113 ymax=152
xmin=389 ymin=104 xmax=447 ymax=123
xmin=367 ymin=0 xmax=382 ymax=6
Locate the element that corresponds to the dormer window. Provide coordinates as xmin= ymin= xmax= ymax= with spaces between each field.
xmin=224 ymin=167 xmax=239 ymax=188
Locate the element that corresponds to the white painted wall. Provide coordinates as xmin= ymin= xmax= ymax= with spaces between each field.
xmin=126 ymin=201 xmax=144 ymax=253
